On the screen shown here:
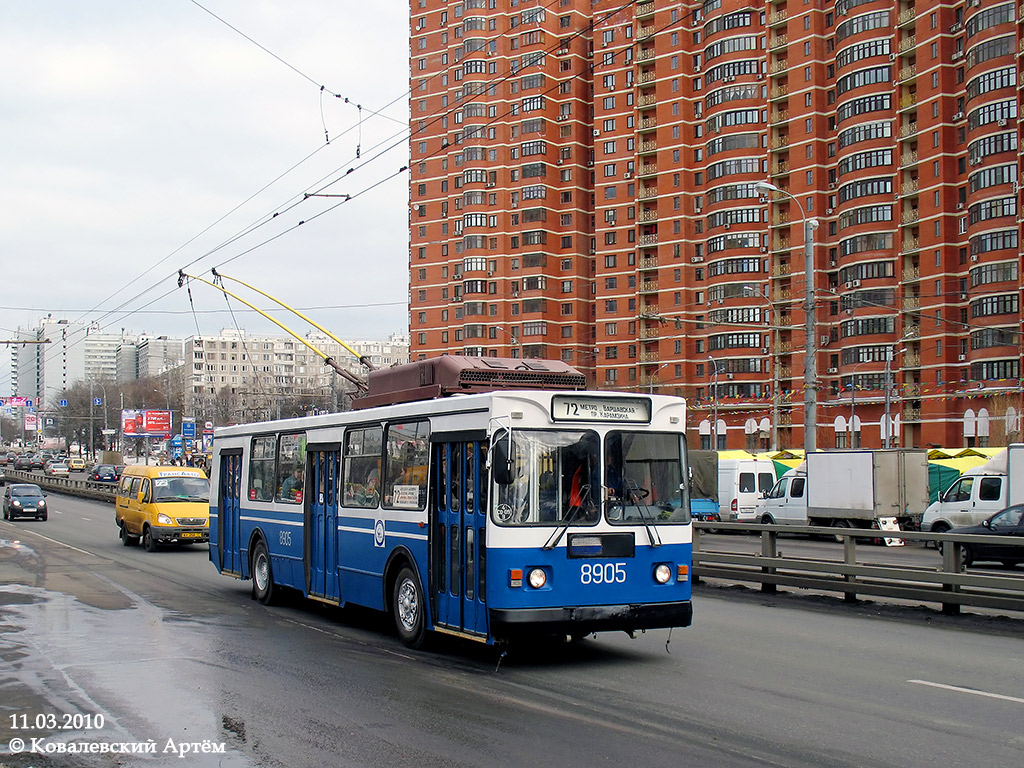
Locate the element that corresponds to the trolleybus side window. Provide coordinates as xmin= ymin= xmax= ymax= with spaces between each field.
xmin=275 ymin=433 xmax=307 ymax=504
xmin=249 ymin=436 xmax=276 ymax=502
xmin=343 ymin=426 xmax=383 ymax=507
xmin=384 ymin=421 xmax=430 ymax=510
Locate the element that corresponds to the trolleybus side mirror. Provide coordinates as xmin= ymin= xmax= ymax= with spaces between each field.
xmin=491 ymin=429 xmax=515 ymax=486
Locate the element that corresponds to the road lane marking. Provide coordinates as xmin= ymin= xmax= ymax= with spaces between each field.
xmin=81 ymin=517 xmax=91 ymax=521
xmin=0 ymin=528 xmax=98 ymax=557
xmin=908 ymin=679 xmax=1024 ymax=704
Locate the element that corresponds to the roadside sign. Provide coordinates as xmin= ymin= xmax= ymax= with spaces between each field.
xmin=60 ymin=399 xmax=68 ymax=407
xmin=182 ymin=420 xmax=196 ymax=439
xmin=94 ymin=398 xmax=102 ymax=406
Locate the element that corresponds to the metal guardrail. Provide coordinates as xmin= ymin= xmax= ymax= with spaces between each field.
xmin=693 ymin=522 xmax=1024 ymax=616
xmin=2 ymin=468 xmax=118 ymax=502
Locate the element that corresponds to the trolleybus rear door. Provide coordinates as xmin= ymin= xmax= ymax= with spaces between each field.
xmin=217 ymin=450 xmax=242 ymax=575
xmin=306 ymin=446 xmax=341 ymax=602
xmin=433 ymin=441 xmax=488 ymax=637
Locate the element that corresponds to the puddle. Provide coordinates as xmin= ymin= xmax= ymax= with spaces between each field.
xmin=0 ymin=580 xmax=258 ymax=767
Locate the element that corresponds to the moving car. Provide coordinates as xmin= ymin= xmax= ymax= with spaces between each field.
xmin=67 ymin=457 xmax=86 ymax=471
xmin=28 ymin=455 xmax=45 ymax=470
xmin=2 ymin=484 xmax=48 ymax=521
xmin=88 ymin=464 xmax=119 ymax=483
xmin=14 ymin=455 xmax=33 ymax=470
xmin=44 ymin=462 xmax=70 ymax=477
xmin=949 ymin=505 xmax=1024 ymax=568
xmin=115 ymin=465 xmax=210 ymax=551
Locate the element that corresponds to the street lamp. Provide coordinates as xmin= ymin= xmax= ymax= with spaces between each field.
xmin=883 ymin=344 xmax=909 ymax=449
xmin=649 ymin=361 xmax=672 ymax=394
xmin=743 ymin=284 xmax=779 ymax=450
xmin=708 ymin=356 xmax=720 ymax=450
xmin=754 ymin=181 xmax=819 ymax=453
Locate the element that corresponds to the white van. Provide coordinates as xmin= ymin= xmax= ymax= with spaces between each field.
xmin=718 ymin=456 xmax=777 ymax=523
xmin=921 ymin=445 xmax=1023 ymax=533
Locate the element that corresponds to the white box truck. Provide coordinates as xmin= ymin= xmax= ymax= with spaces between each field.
xmin=755 ymin=449 xmax=930 ymax=532
xmin=920 ymin=444 xmax=1024 ymax=533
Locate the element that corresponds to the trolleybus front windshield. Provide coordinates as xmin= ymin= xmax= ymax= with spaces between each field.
xmin=604 ymin=431 xmax=689 ymax=524
xmin=492 ymin=430 xmax=689 ymax=526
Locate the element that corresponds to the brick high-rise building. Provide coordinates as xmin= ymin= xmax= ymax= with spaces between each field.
xmin=409 ymin=0 xmax=1023 ymax=451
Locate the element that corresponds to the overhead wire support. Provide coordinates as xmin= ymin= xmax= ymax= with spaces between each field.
xmin=177 ymin=270 xmax=370 ymax=393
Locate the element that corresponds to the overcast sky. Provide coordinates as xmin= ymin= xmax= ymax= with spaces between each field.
xmin=0 ymin=1 xmax=410 ymax=379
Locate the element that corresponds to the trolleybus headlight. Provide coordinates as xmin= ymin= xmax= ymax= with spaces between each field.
xmin=528 ymin=568 xmax=547 ymax=589
xmin=653 ymin=564 xmax=672 ymax=584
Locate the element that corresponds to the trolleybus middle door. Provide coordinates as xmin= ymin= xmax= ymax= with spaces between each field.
xmin=306 ymin=447 xmax=341 ymax=602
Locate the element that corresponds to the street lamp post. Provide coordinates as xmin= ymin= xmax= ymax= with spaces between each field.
xmin=754 ymin=181 xmax=819 ymax=453
xmin=883 ymin=344 xmax=909 ymax=449
xmin=709 ymin=356 xmax=720 ymax=449
xmin=649 ymin=361 xmax=671 ymax=394
xmin=743 ymin=284 xmax=779 ymax=451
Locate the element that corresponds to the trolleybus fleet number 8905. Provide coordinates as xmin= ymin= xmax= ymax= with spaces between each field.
xmin=209 ymin=389 xmax=693 ymax=648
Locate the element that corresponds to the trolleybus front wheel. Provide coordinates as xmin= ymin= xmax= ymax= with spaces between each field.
xmin=251 ymin=540 xmax=276 ymax=605
xmin=392 ymin=566 xmax=426 ymax=649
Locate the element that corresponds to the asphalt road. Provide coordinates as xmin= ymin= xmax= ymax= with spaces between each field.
xmin=1 ymin=492 xmax=1023 ymax=768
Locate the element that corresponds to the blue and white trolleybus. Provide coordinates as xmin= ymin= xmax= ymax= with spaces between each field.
xmin=209 ymin=357 xmax=694 ymax=647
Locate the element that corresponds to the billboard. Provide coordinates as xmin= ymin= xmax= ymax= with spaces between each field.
xmin=121 ymin=409 xmax=173 ymax=437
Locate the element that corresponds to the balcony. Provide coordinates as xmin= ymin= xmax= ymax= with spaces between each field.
xmin=770 ymin=109 xmax=790 ymax=123
xmin=640 ymin=255 xmax=659 ymax=269
xmin=639 ymin=140 xmax=658 ymax=153
xmin=768 ymin=34 xmax=788 ymax=50
xmin=637 ymin=93 xmax=657 ymax=107
xmin=639 ymin=326 xmax=660 ymax=340
xmin=898 ymin=36 xmax=917 ymax=53
xmin=770 ymin=60 xmax=790 ymax=74
xmin=636 ymin=48 xmax=655 ymax=62
xmin=898 ymin=64 xmax=917 ymax=81
xmin=639 ymin=186 xmax=657 ymax=199
xmin=900 ymin=151 xmax=919 ymax=167
xmin=639 ymin=351 xmax=661 ymax=363
xmin=900 ymin=236 xmax=921 ymax=254
xmin=767 ymin=10 xmax=788 ymax=26
xmin=900 ymin=94 xmax=918 ymax=110
xmin=636 ymin=1 xmax=655 ymax=18
xmin=899 ymin=123 xmax=919 ymax=138
xmin=770 ymin=85 xmax=789 ymax=100
xmin=771 ymin=212 xmax=791 ymax=226
xmin=639 ymin=210 xmax=659 ymax=222
xmin=901 ymin=208 xmax=920 ymax=223
xmin=638 ymin=233 xmax=659 ymax=246
xmin=770 ymin=136 xmax=790 ymax=150
xmin=639 ymin=116 xmax=658 ymax=131
xmin=772 ymin=263 xmax=792 ymax=276
xmin=902 ymin=266 xmax=921 ymax=281
xmin=639 ymin=163 xmax=659 ymax=176
xmin=904 ymin=352 xmax=921 ymax=367
xmin=771 ymin=160 xmax=790 ymax=175
xmin=639 ymin=280 xmax=659 ymax=293
xmin=903 ymin=407 xmax=921 ymax=422
xmin=771 ymin=238 xmax=792 ymax=253
xmin=900 ymin=178 xmax=920 ymax=196
xmin=897 ymin=8 xmax=916 ymax=26
xmin=902 ymin=296 xmax=921 ymax=310
xmin=637 ymin=70 xmax=656 ymax=85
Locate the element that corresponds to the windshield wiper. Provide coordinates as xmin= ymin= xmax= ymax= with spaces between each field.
xmin=624 ymin=480 xmax=662 ymax=548
xmin=542 ymin=484 xmax=591 ymax=551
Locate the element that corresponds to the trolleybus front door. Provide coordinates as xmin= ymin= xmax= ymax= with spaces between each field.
xmin=217 ymin=450 xmax=242 ymax=575
xmin=306 ymin=447 xmax=341 ymax=602
xmin=433 ymin=441 xmax=488 ymax=637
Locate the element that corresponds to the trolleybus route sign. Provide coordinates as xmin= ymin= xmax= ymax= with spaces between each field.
xmin=551 ymin=395 xmax=651 ymax=423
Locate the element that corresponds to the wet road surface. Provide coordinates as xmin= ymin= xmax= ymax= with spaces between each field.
xmin=2 ymin=493 xmax=1024 ymax=768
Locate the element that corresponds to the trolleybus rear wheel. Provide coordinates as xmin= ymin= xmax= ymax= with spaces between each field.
xmin=392 ymin=566 xmax=426 ymax=649
xmin=251 ymin=540 xmax=276 ymax=605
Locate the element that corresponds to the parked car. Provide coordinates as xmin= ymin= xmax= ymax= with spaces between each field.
xmin=88 ymin=464 xmax=118 ymax=483
xmin=14 ymin=455 xmax=33 ymax=470
xmin=67 ymin=457 xmax=86 ymax=471
xmin=949 ymin=505 xmax=1024 ymax=568
xmin=2 ymin=484 xmax=47 ymax=521
xmin=44 ymin=462 xmax=70 ymax=477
